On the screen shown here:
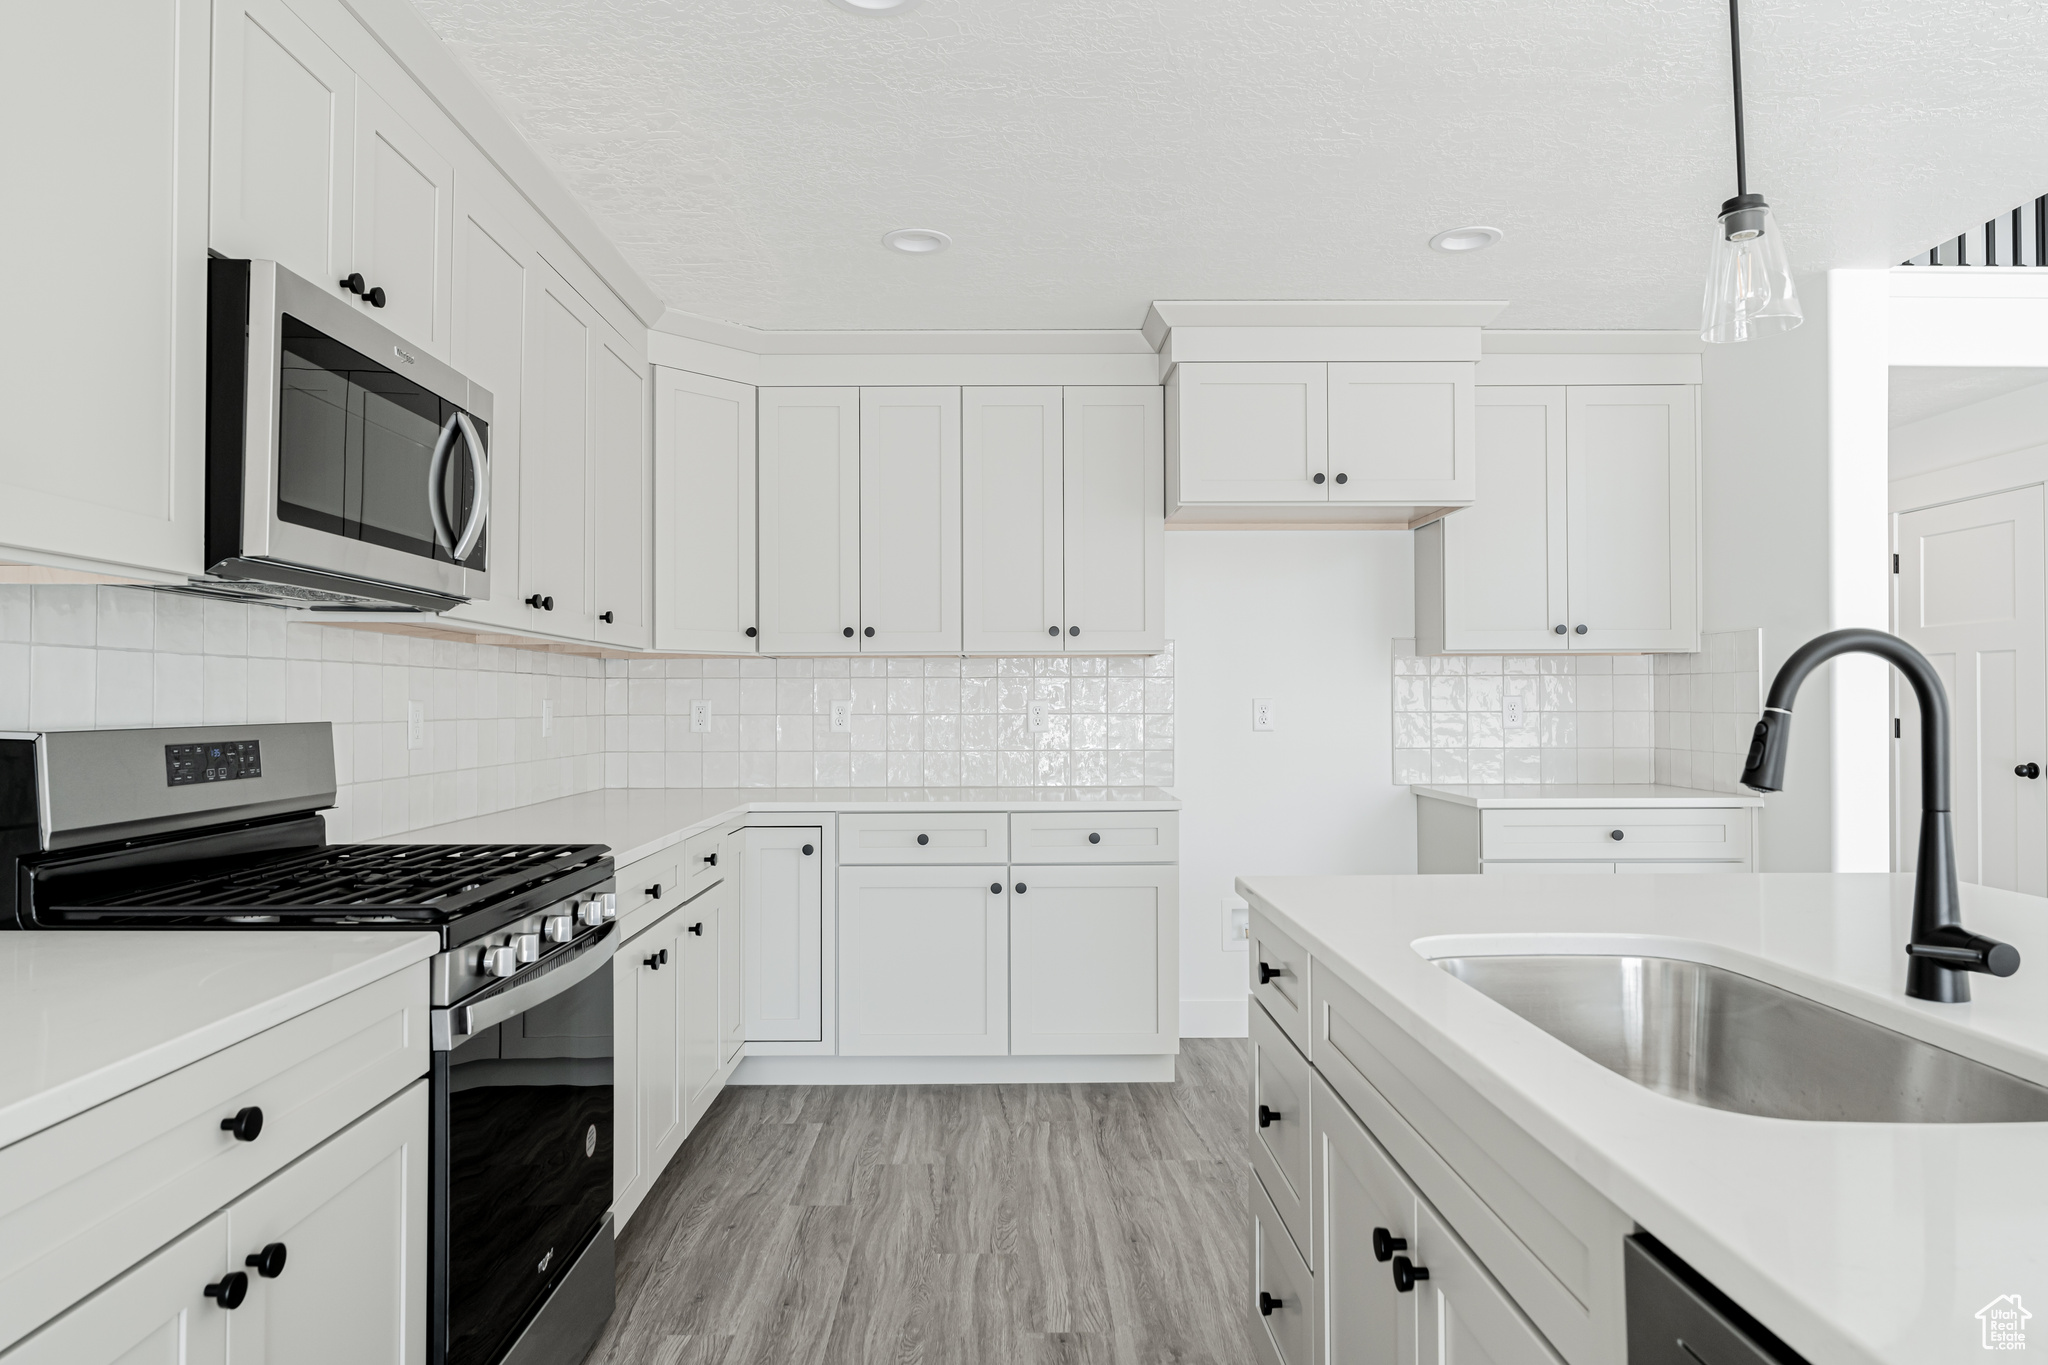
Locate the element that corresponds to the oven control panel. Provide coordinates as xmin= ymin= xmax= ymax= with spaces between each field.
xmin=165 ymin=739 xmax=263 ymax=786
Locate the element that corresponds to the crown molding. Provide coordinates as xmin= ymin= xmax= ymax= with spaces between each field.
xmin=651 ymin=307 xmax=1152 ymax=356
xmin=1481 ymin=330 xmax=1705 ymax=354
xmin=1143 ymin=299 xmax=1509 ymax=348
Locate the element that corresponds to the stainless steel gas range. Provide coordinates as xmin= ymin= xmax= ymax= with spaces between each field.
xmin=0 ymin=722 xmax=617 ymax=1365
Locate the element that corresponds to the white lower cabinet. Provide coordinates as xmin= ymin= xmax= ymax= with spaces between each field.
xmin=679 ymin=878 xmax=733 ymax=1132
xmin=838 ymin=866 xmax=1009 ymax=1056
xmin=1252 ymin=1169 xmax=1315 ymax=1365
xmin=1009 ymin=865 xmax=1177 ymax=1055
xmin=742 ymin=826 xmax=824 ymax=1044
xmin=1314 ymin=1072 xmax=1415 ymax=1365
xmin=0 ymin=1215 xmax=229 ymax=1365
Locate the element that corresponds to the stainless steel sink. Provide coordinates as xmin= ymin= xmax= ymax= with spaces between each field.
xmin=1435 ymin=954 xmax=2048 ymax=1123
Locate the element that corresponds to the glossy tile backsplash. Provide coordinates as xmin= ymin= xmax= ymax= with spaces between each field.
xmin=1391 ymin=639 xmax=1654 ymax=784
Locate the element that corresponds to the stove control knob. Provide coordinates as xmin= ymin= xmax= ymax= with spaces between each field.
xmin=482 ymin=945 xmax=519 ymax=978
xmin=577 ymin=900 xmax=606 ymax=928
xmin=545 ymin=914 xmax=575 ymax=943
xmin=514 ymin=933 xmax=542 ymax=965
xmin=601 ymin=893 xmax=618 ymax=921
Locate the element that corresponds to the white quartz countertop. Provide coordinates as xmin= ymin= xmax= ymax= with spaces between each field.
xmin=1236 ymin=871 xmax=2048 ymax=1365
xmin=1411 ymin=782 xmax=1764 ymax=808
xmin=383 ymin=787 xmax=1179 ymax=867
xmin=0 ymin=931 xmax=437 ymax=1148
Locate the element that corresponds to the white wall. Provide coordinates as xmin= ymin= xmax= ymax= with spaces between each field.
xmin=1166 ymin=530 xmax=1417 ymax=1035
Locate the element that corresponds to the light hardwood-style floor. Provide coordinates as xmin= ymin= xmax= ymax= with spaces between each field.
xmin=590 ymin=1039 xmax=1252 ymax=1365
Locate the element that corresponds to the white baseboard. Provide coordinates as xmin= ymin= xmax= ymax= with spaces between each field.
xmin=730 ymin=1053 xmax=1177 ymax=1085
xmin=1180 ymin=997 xmax=1249 ymax=1038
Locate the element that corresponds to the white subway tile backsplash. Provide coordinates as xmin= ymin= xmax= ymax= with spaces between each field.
xmin=1653 ymin=629 xmax=1762 ymax=795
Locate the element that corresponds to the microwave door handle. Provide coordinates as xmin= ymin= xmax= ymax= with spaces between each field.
xmin=450 ymin=411 xmax=490 ymax=563
xmin=425 ymin=413 xmax=462 ymax=553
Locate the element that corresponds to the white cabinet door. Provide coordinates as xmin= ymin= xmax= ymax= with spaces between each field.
xmin=1064 ymin=385 xmax=1166 ymax=652
xmin=719 ymin=836 xmax=746 ymax=1064
xmin=838 ymin=866 xmax=1008 ymax=1056
xmin=1439 ymin=389 xmax=1568 ymax=653
xmin=0 ymin=0 xmax=209 ymax=577
xmin=1171 ymin=363 xmax=1327 ymax=503
xmin=1328 ymin=363 xmax=1475 ymax=504
xmin=679 ymin=880 xmax=728 ymax=1133
xmin=209 ymin=0 xmax=354 ymax=298
xmin=963 ymin=387 xmax=1064 ymax=654
xmin=0 ymin=1213 xmax=228 ymax=1365
xmin=591 ymin=332 xmax=649 ymax=648
xmin=349 ymin=83 xmax=452 ymax=360
xmin=742 ymin=827 xmax=823 ymax=1043
xmin=1564 ymin=386 xmax=1698 ymax=652
xmin=759 ymin=389 xmax=860 ymax=654
xmin=521 ymin=260 xmax=595 ymax=638
xmin=631 ymin=916 xmax=682 ymax=1179
xmin=860 ymin=387 xmax=961 ymax=653
xmin=222 ymin=1083 xmax=427 ymax=1365
xmin=610 ymin=948 xmax=642 ymax=1224
xmin=1314 ymin=1074 xmax=1419 ymax=1365
xmin=1009 ymin=865 xmax=1175 ymax=1055
xmin=1415 ymin=1201 xmax=1564 ymax=1365
xmin=656 ymin=370 xmax=758 ymax=652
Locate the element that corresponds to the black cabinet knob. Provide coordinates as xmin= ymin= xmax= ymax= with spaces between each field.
xmin=688 ymin=922 xmax=703 ymax=936
xmin=1048 ymin=626 xmax=1059 ymax=636
xmin=1014 ymin=882 xmax=1027 ymax=894
xmin=1372 ymin=1227 xmax=1407 ymax=1263
xmin=916 ymin=833 xmax=930 ymax=845
xmin=221 ymin=1106 xmax=264 ymax=1142
xmin=544 ymin=597 xmax=554 ymax=611
xmin=1312 ymin=472 xmax=1326 ymax=484
xmin=1259 ymin=1291 xmax=1284 ymax=1316
xmin=647 ymin=883 xmax=663 ymax=899
xmin=1334 ymin=472 xmax=1348 ymax=484
xmin=1554 ymin=624 xmax=1566 ymax=634
xmin=745 ymin=627 xmax=758 ymax=638
xmin=1088 ymin=832 xmax=1101 ymax=844
xmin=1257 ymin=1103 xmax=1281 ymax=1128
xmin=1258 ymin=961 xmax=1281 ymax=984
xmin=245 ymin=1242 xmax=288 ymax=1279
xmin=705 ymin=852 xmax=718 ymax=866
xmin=1610 ymin=829 xmax=1625 ymax=842
xmin=2020 ymin=763 xmax=2041 ymax=779
xmin=864 ymin=626 xmax=875 ymax=638
xmin=802 ymin=843 xmax=814 ymax=855
xmin=843 ymin=627 xmax=855 ymax=638
xmin=1575 ymin=624 xmax=1587 ymax=634
xmin=1068 ymin=626 xmax=1079 ymax=636
xmin=339 ymin=272 xmax=365 ymax=295
xmin=599 ymin=611 xmax=614 ymax=624
xmin=205 ymin=1272 xmax=250 ymax=1309
xmin=991 ymin=882 xmax=1003 ymax=894
xmin=365 ymin=285 xmax=386 ymax=308
xmin=526 ymin=594 xmax=545 ymax=609
xmin=660 ymin=947 xmax=668 ymax=964
xmin=644 ymin=953 xmax=661 ymax=969
xmin=1391 ymin=1255 xmax=1430 ymax=1293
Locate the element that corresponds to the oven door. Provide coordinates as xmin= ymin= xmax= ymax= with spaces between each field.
xmin=432 ymin=923 xmax=615 ymax=1365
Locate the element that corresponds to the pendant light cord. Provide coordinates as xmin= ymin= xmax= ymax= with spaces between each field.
xmin=1727 ymin=0 xmax=1748 ymax=197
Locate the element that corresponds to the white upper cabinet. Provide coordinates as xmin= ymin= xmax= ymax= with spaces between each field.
xmin=964 ymin=387 xmax=1065 ymax=655
xmin=1064 ymin=385 xmax=1166 ymax=653
xmin=592 ymin=334 xmax=649 ymax=648
xmin=860 ymin=388 xmax=962 ymax=654
xmin=656 ymin=369 xmax=759 ymax=653
xmin=759 ymin=389 xmax=862 ymax=654
xmin=1327 ymin=362 xmax=1474 ymax=504
xmin=349 ymin=84 xmax=453 ymax=360
xmin=521 ymin=260 xmax=595 ymax=638
xmin=1169 ymin=363 xmax=1327 ymax=503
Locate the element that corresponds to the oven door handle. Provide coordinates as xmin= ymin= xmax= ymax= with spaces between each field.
xmin=434 ymin=922 xmax=615 ymax=1050
xmin=449 ymin=411 xmax=490 ymax=564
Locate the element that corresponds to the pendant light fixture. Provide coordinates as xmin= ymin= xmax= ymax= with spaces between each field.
xmin=1700 ymin=0 xmax=1801 ymax=343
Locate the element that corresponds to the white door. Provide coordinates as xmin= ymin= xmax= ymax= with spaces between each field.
xmin=521 ymin=260 xmax=594 ymax=637
xmin=656 ymin=369 xmax=758 ymax=652
xmin=742 ymin=827 xmax=823 ymax=1043
xmin=1442 ymin=389 xmax=1568 ymax=653
xmin=1064 ymin=385 xmax=1167 ymax=652
xmin=222 ymin=1083 xmax=427 ymax=1365
xmin=441 ymin=188 xmax=531 ymax=630
xmin=719 ymin=834 xmax=746 ymax=1065
xmin=1564 ymin=385 xmax=1698 ymax=651
xmin=1414 ymin=1202 xmax=1563 ymax=1365
xmin=632 ymin=916 xmax=682 ymax=1174
xmin=209 ymin=0 xmax=354 ymax=298
xmin=591 ymin=332 xmax=648 ymax=647
xmin=0 ymin=1213 xmax=228 ymax=1365
xmin=1009 ymin=865 xmax=1175 ymax=1055
xmin=678 ymin=881 xmax=726 ymax=1133
xmin=1 ymin=0 xmax=209 ymax=576
xmin=759 ymin=389 xmax=860 ymax=654
xmin=610 ymin=949 xmax=642 ymax=1222
xmin=349 ymin=84 xmax=452 ymax=359
xmin=1313 ymin=1075 xmax=1419 ymax=1365
xmin=1172 ymin=363 xmax=1328 ymax=503
xmin=1895 ymin=487 xmax=2048 ymax=894
xmin=1328 ymin=363 xmax=1475 ymax=504
xmin=963 ymin=387 xmax=1064 ymax=654
xmin=838 ymin=867 xmax=1008 ymax=1056
xmin=861 ymin=387 xmax=961 ymax=653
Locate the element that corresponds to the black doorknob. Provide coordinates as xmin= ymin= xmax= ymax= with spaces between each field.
xmin=1068 ymin=626 xmax=1079 ymax=636
xmin=1554 ymin=624 xmax=1566 ymax=634
xmin=1610 ymin=829 xmax=1625 ymax=841
xmin=843 ymin=627 xmax=855 ymax=638
xmin=221 ymin=1106 xmax=264 ymax=1142
xmin=205 ymin=1272 xmax=250 ymax=1309
xmin=2020 ymin=763 xmax=2041 ymax=779
xmin=1257 ymin=1104 xmax=1281 ymax=1128
xmin=339 ymin=272 xmax=365 ymax=295
xmin=1575 ymin=624 xmax=1587 ymax=634
xmin=1334 ymin=472 xmax=1348 ymax=484
xmin=365 ymin=285 xmax=387 ymax=308
xmin=1088 ymin=832 xmax=1101 ymax=844
xmin=1372 ymin=1227 xmax=1408 ymax=1263
xmin=864 ymin=626 xmax=875 ymax=637
xmin=599 ymin=611 xmax=614 ymax=624
xmin=1014 ymin=882 xmax=1027 ymax=894
xmin=745 ymin=627 xmax=757 ymax=637
xmin=802 ymin=843 xmax=814 ymax=855
xmin=688 ymin=922 xmax=703 ymax=936
xmin=1258 ymin=961 xmax=1281 ymax=984
xmin=916 ymin=833 xmax=929 ymax=845
xmin=646 ymin=884 xmax=663 ymax=899
xmin=1048 ymin=626 xmax=1059 ymax=636
xmin=1259 ymin=1291 xmax=1283 ymax=1316
xmin=1312 ymin=472 xmax=1326 ymax=484
xmin=245 ymin=1243 xmax=288 ymax=1279
xmin=1391 ymin=1255 xmax=1431 ymax=1293
xmin=991 ymin=882 xmax=1003 ymax=894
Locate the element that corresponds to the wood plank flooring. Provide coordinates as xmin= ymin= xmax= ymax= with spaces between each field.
xmin=590 ymin=1040 xmax=1252 ymax=1365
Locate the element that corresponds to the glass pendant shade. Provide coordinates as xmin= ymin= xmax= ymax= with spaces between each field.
xmin=1700 ymin=193 xmax=1802 ymax=343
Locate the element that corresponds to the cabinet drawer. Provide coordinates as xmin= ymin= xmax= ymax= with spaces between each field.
xmin=1249 ymin=999 xmax=1312 ymax=1268
xmin=1479 ymin=807 xmax=1751 ymax=864
xmin=838 ymin=812 xmax=1008 ymax=864
xmin=0 ymin=965 xmax=427 ymax=1350
xmin=1251 ymin=1166 xmax=1314 ymax=1365
xmin=675 ymin=828 xmax=726 ymax=901
xmin=1009 ymin=810 xmax=1177 ymax=864
xmin=616 ymin=857 xmax=680 ymax=943
xmin=1249 ymin=907 xmax=1311 ymax=1055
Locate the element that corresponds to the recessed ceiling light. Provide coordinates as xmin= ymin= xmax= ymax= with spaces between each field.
xmin=828 ymin=0 xmax=922 ymax=13
xmin=1429 ymin=226 xmax=1503 ymax=253
xmin=882 ymin=228 xmax=950 ymax=254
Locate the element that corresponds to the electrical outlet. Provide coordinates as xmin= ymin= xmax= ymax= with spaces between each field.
xmin=1223 ymin=897 xmax=1250 ymax=951
xmin=691 ymin=700 xmax=713 ymax=734
xmin=406 ymin=701 xmax=425 ymax=751
xmin=830 ymin=699 xmax=852 ymax=733
xmin=540 ymin=699 xmax=553 ymax=738
xmin=1252 ymin=698 xmax=1275 ymax=732
xmin=1029 ymin=701 xmax=1051 ymax=733
xmin=1504 ymin=697 xmax=1524 ymax=728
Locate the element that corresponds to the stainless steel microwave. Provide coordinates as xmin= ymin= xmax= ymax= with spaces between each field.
xmin=204 ymin=259 xmax=492 ymax=611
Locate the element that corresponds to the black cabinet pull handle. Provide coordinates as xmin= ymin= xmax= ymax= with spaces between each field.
xmin=1014 ymin=882 xmax=1027 ymax=894
xmin=864 ymin=626 xmax=875 ymax=637
xmin=340 ymin=272 xmax=365 ymax=295
xmin=802 ymin=843 xmax=814 ymax=855
xmin=688 ymin=922 xmax=703 ymax=936
xmin=916 ymin=833 xmax=929 ymax=845
xmin=245 ymin=1243 xmax=288 ymax=1279
xmin=1048 ymin=626 xmax=1059 ymax=636
xmin=1257 ymin=1104 xmax=1280 ymax=1128
xmin=1391 ymin=1255 xmax=1430 ymax=1293
xmin=1372 ymin=1227 xmax=1407 ymax=1263
xmin=1610 ymin=829 xmax=1625 ymax=842
xmin=1068 ymin=626 xmax=1079 ymax=636
xmin=1258 ymin=1291 xmax=1283 ymax=1316
xmin=745 ymin=626 xmax=757 ymax=638
xmin=991 ymin=882 xmax=1003 ymax=894
xmin=647 ymin=884 xmax=663 ymax=899
xmin=2020 ymin=763 xmax=2041 ymax=779
xmin=1334 ymin=472 xmax=1348 ymax=484
xmin=1554 ymin=624 xmax=1566 ymax=634
xmin=599 ymin=611 xmax=614 ymax=624
xmin=1088 ymin=832 xmax=1101 ymax=844
xmin=205 ymin=1272 xmax=250 ymax=1309
xmin=843 ymin=627 xmax=855 ymax=638
xmin=221 ymin=1106 xmax=264 ymax=1142
xmin=365 ymin=285 xmax=386 ymax=308
xmin=1258 ymin=961 xmax=1281 ymax=984
xmin=1312 ymin=472 xmax=1326 ymax=484
xmin=705 ymin=852 xmax=718 ymax=866
xmin=1575 ymin=624 xmax=1587 ymax=634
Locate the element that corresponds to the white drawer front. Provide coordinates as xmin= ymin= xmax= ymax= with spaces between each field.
xmin=1251 ymin=1166 xmax=1314 ymax=1365
xmin=838 ymin=812 xmax=1009 ymax=864
xmin=675 ymin=828 xmax=726 ymax=900
xmin=616 ymin=857 xmax=681 ymax=943
xmin=1479 ymin=807 xmax=1751 ymax=865
xmin=1010 ymin=810 xmax=1178 ymax=864
xmin=1249 ymin=908 xmax=1311 ymax=1056
xmin=1249 ymin=1000 xmax=1312 ymax=1267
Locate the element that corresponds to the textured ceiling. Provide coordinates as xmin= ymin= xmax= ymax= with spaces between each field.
xmin=412 ymin=0 xmax=2048 ymax=332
